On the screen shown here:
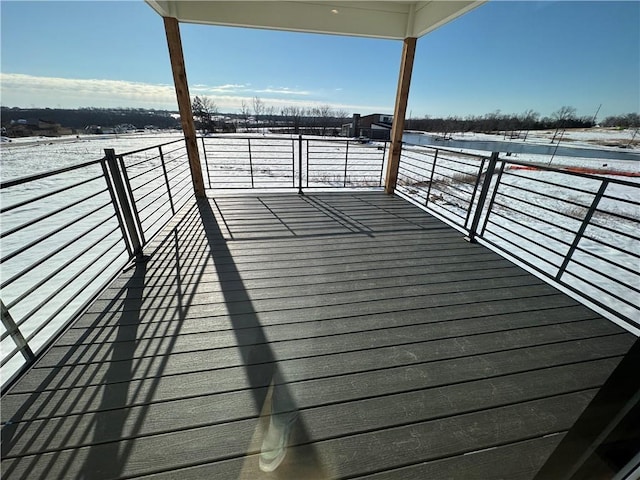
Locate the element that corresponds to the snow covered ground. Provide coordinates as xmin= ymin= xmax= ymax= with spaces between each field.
xmin=0 ymin=131 xmax=184 ymax=179
xmin=434 ymin=127 xmax=638 ymax=149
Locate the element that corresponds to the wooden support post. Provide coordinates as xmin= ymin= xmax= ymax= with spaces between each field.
xmin=385 ymin=37 xmax=417 ymax=194
xmin=163 ymin=16 xmax=205 ymax=198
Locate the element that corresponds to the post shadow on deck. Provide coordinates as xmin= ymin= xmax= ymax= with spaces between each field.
xmin=197 ymin=197 xmax=325 ymax=474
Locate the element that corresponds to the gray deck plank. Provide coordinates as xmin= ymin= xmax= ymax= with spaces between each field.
xmin=134 ymin=435 xmax=565 ymax=480
xmin=1 ymin=191 xmax=634 ymax=480
xmin=0 ymin=391 xmax=597 ymax=480
xmin=1 ymin=358 xmax=619 ymax=459
xmin=37 ymin=316 xmax=618 ymax=369
xmin=3 ymin=335 xmax=632 ymax=429
xmin=59 ymin=303 xmax=596 ymax=346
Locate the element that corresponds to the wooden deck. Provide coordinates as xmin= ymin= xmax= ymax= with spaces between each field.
xmin=1 ymin=191 xmax=635 ymax=479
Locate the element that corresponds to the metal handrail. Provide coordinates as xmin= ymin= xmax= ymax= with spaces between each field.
xmin=397 ymin=141 xmax=640 ymax=328
xmin=0 ymin=138 xmax=193 ymax=388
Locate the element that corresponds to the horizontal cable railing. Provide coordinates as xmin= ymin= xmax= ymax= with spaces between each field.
xmin=0 ymin=160 xmax=128 ymax=383
xmin=201 ymin=136 xmax=296 ymax=189
xmin=117 ymin=139 xmax=192 ymax=244
xmin=0 ymin=139 xmax=192 ymax=388
xmin=397 ymin=144 xmax=488 ymax=229
xmin=397 ymin=143 xmax=640 ymax=328
xmin=306 ymin=138 xmax=388 ymax=188
xmin=199 ymin=135 xmax=389 ymax=190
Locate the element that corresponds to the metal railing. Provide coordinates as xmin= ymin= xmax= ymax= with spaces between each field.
xmin=2 ymin=133 xmax=637 ymax=387
xmin=200 ymin=135 xmax=389 ymax=190
xmin=397 ymin=143 xmax=640 ymax=328
xmin=201 ymin=136 xmax=296 ymax=189
xmin=116 ymin=139 xmax=192 ymax=245
xmin=306 ymin=137 xmax=387 ymax=188
xmin=0 ymin=139 xmax=192 ymax=387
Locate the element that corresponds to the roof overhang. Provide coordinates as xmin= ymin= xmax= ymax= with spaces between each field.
xmin=145 ymin=1 xmax=485 ymax=40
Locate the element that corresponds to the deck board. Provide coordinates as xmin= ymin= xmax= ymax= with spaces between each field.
xmin=1 ymin=191 xmax=634 ymax=479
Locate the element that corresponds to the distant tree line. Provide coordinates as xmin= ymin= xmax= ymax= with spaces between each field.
xmin=0 ymin=107 xmax=180 ymax=130
xmin=191 ymin=95 xmax=349 ymax=135
xmin=600 ymin=113 xmax=639 ymax=128
xmin=3 ymin=103 xmax=638 ymax=138
xmin=407 ymin=107 xmax=640 ymax=137
xmin=407 ymin=106 xmax=588 ymax=135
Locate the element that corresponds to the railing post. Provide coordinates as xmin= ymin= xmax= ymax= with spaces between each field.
xmin=379 ymin=141 xmax=388 ymax=187
xmin=248 ymin=138 xmax=254 ymax=189
xmin=424 ymin=148 xmax=439 ymax=207
xmin=118 ymin=155 xmax=146 ymax=246
xmin=1 ymin=299 xmax=35 ymax=363
xmin=344 ymin=140 xmax=350 ymax=187
xmin=465 ymin=151 xmax=499 ymax=243
xmin=159 ymin=146 xmax=175 ymax=215
xmin=306 ymin=138 xmax=310 ymax=188
xmin=200 ymin=137 xmax=212 ymax=189
xmin=100 ymin=159 xmax=133 ymax=258
xmin=104 ymin=148 xmax=144 ymax=260
xmin=478 ymin=161 xmax=505 ymax=239
xmin=556 ymin=180 xmax=608 ymax=281
xmin=298 ymin=134 xmax=303 ymax=195
xmin=464 ymin=156 xmax=487 ymax=227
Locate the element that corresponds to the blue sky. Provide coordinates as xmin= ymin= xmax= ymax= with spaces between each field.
xmin=1 ymin=1 xmax=638 ymax=120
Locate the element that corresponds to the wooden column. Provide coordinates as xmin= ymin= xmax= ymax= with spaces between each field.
xmin=384 ymin=37 xmax=417 ymax=194
xmin=163 ymin=16 xmax=205 ymax=198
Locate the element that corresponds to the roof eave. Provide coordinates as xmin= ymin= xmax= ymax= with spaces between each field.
xmin=145 ymin=1 xmax=485 ymax=40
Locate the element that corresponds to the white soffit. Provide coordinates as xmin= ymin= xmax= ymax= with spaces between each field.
xmin=145 ymin=1 xmax=484 ymax=40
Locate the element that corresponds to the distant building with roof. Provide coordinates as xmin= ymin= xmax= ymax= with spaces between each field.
xmin=6 ymin=118 xmax=73 ymax=137
xmin=341 ymin=113 xmax=393 ymax=140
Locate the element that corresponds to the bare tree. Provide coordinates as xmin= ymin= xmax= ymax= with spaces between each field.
xmin=264 ymin=105 xmax=276 ymax=128
xmin=282 ymin=106 xmax=303 ymax=134
xmin=551 ymin=106 xmax=576 ymax=142
xmin=240 ymin=100 xmax=251 ymax=132
xmin=317 ymin=104 xmax=333 ymax=136
xmin=334 ymin=109 xmax=348 ymax=122
xmin=191 ymin=95 xmax=218 ymax=134
xmin=519 ymin=109 xmax=539 ymax=128
xmin=252 ymin=96 xmax=264 ymax=131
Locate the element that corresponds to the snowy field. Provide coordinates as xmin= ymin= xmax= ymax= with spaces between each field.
xmin=426 ymin=127 xmax=639 ymax=150
xmin=0 ymin=131 xmax=185 ymax=179
xmin=0 ymin=129 xmax=638 ymax=384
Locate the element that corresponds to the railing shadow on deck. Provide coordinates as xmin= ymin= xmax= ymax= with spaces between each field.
xmin=0 ymin=207 xmax=211 ymax=479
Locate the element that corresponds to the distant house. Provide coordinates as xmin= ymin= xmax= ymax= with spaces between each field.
xmin=6 ymin=118 xmax=72 ymax=137
xmin=341 ymin=113 xmax=393 ymax=140
xmin=84 ymin=125 xmax=103 ymax=135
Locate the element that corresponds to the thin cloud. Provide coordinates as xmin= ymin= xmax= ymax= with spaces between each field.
xmin=192 ymin=83 xmax=310 ymax=96
xmin=254 ymin=87 xmax=310 ymax=96
xmin=1 ymin=73 xmax=177 ymax=108
xmin=191 ymin=83 xmax=249 ymax=94
xmin=0 ymin=73 xmax=390 ymax=114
